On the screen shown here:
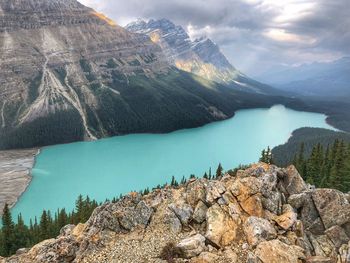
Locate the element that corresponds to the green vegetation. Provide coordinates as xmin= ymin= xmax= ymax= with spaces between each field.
xmin=0 ymin=164 xmax=225 ymax=257
xmin=272 ymin=128 xmax=350 ymax=166
xmin=0 ymin=196 xmax=98 ymax=257
xmin=292 ymin=140 xmax=350 ymax=192
xmin=259 ymin=146 xmax=273 ymax=164
xmin=0 ymin=109 xmax=84 ymax=149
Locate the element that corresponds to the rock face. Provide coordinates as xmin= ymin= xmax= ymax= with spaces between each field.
xmin=0 ymin=0 xmax=281 ymax=150
xmin=3 ymin=163 xmax=350 ymax=263
xmin=126 ymin=18 xmax=277 ymax=94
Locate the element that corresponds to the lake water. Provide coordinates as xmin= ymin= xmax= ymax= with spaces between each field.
xmin=12 ymin=105 xmax=334 ymax=222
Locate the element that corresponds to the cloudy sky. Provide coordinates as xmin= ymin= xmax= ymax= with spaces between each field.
xmin=79 ymin=0 xmax=349 ymax=76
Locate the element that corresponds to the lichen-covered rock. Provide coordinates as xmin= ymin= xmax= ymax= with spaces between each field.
xmin=279 ymin=165 xmax=307 ymax=196
xmin=205 ymin=180 xmax=226 ymax=204
xmin=312 ymin=189 xmax=350 ymax=229
xmin=288 ymin=192 xmax=321 ymax=233
xmin=255 ymin=239 xmax=305 ymax=263
xmin=4 ymin=163 xmax=350 ymax=263
xmin=244 ymin=216 xmax=277 ymax=247
xmin=191 ymin=252 xmax=220 ymax=263
xmin=176 ymin=234 xmax=206 ymax=259
xmin=240 ymin=194 xmax=264 ymax=217
xmin=186 ymin=180 xmax=206 ymax=207
xmin=274 ymin=204 xmax=297 ymax=230
xmin=193 ymin=201 xmax=208 ymax=224
xmin=168 ymin=202 xmax=193 ymax=226
xmin=205 ymin=204 xmax=239 ymax=247
xmin=325 ymin=225 xmax=349 ymax=250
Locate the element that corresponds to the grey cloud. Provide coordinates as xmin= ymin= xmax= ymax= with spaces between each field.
xmin=79 ymin=0 xmax=350 ymax=75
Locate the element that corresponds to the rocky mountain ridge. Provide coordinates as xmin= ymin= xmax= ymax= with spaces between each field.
xmin=126 ymin=19 xmax=277 ymax=94
xmin=0 ymin=0 xmax=289 ymax=150
xmin=2 ymin=163 xmax=350 ymax=263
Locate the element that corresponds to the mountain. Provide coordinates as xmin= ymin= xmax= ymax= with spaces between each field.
xmin=126 ymin=18 xmax=278 ymax=94
xmin=255 ymin=57 xmax=350 ymax=100
xmin=2 ymin=163 xmax=350 ymax=262
xmin=0 ymin=0 xmax=289 ymax=150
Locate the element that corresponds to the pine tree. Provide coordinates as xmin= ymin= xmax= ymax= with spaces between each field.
xmin=216 ymin=163 xmax=223 ymax=178
xmin=1 ymin=204 xmax=15 ymax=256
xmin=203 ymin=172 xmax=208 ymax=179
xmin=14 ymin=214 xmax=30 ymax=249
xmin=39 ymin=210 xmax=49 ymax=240
xmin=259 ymin=149 xmax=266 ymax=163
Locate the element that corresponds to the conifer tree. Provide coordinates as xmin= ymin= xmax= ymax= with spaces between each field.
xmin=1 ymin=204 xmax=15 ymax=256
xmin=216 ymin=163 xmax=223 ymax=178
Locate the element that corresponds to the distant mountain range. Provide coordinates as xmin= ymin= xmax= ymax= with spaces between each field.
xmin=126 ymin=18 xmax=278 ymax=95
xmin=0 ymin=0 xmax=288 ymax=150
xmin=255 ymin=57 xmax=350 ymax=100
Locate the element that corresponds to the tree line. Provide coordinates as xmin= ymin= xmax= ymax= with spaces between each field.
xmin=0 ymin=164 xmax=226 ymax=257
xmin=0 ymin=195 xmax=98 ymax=257
xmin=292 ymin=139 xmax=350 ymax=192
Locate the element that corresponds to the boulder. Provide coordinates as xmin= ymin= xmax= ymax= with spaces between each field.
xmin=308 ymin=234 xmax=336 ymax=258
xmin=165 ymin=210 xmax=182 ymax=233
xmin=187 ymin=180 xmax=206 ymax=207
xmin=240 ymin=194 xmax=264 ymax=217
xmin=325 ymin=225 xmax=349 ymax=250
xmin=244 ymin=216 xmax=277 ymax=247
xmin=222 ymin=191 xmax=243 ymax=215
xmin=288 ymin=192 xmax=324 ymax=233
xmin=205 ymin=181 xmax=226 ymax=204
xmin=280 ymin=165 xmax=307 ymax=196
xmin=205 ymin=204 xmax=239 ymax=247
xmin=274 ymin=204 xmax=297 ymax=230
xmin=191 ymin=252 xmax=219 ymax=263
xmin=168 ymin=202 xmax=193 ymax=226
xmin=193 ymin=201 xmax=208 ymax=224
xmin=176 ymin=234 xmax=206 ymax=259
xmin=312 ymin=189 xmax=350 ymax=229
xmin=229 ymin=176 xmax=262 ymax=202
xmin=255 ymin=239 xmax=305 ymax=263
xmin=261 ymin=191 xmax=282 ymax=215
xmin=60 ymin=225 xmax=75 ymax=237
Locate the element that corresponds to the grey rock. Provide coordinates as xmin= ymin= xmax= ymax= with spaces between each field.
xmin=59 ymin=224 xmax=76 ymax=237
xmin=176 ymin=234 xmax=206 ymax=259
xmin=325 ymin=225 xmax=349 ymax=250
xmin=193 ymin=201 xmax=208 ymax=224
xmin=280 ymin=165 xmax=307 ymax=196
xmin=288 ymin=192 xmax=321 ymax=233
xmin=244 ymin=216 xmax=277 ymax=247
xmin=168 ymin=203 xmax=193 ymax=226
xmin=312 ymin=189 xmax=350 ymax=229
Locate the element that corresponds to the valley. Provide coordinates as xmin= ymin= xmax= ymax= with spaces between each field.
xmin=9 ymin=105 xmax=334 ymax=223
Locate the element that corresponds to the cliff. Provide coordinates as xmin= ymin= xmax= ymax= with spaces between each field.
xmin=126 ymin=19 xmax=278 ymax=95
xmin=2 ymin=163 xmax=350 ymax=263
xmin=1 ymin=0 xmax=284 ymax=150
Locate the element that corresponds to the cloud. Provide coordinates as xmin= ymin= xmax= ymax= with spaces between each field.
xmin=78 ymin=0 xmax=350 ymax=75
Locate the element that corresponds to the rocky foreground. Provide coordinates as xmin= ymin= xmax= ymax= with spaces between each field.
xmin=2 ymin=163 xmax=350 ymax=263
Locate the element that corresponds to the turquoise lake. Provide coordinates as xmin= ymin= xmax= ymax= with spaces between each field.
xmin=12 ymin=105 xmax=335 ymax=222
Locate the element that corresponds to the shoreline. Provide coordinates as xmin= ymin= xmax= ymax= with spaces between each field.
xmin=0 ymin=148 xmax=39 ymax=216
xmin=0 ymin=105 xmax=338 ymax=216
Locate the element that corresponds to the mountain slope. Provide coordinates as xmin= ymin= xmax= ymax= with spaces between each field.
xmin=126 ymin=19 xmax=278 ymax=95
xmin=255 ymin=57 xmax=350 ymax=100
xmin=0 ymin=0 xmax=290 ymax=150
